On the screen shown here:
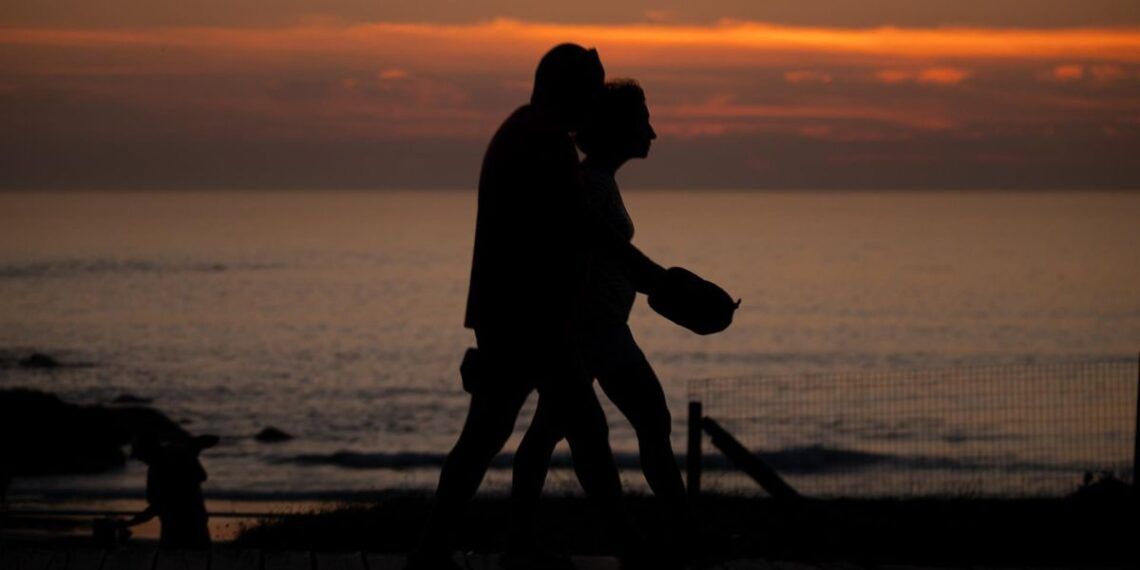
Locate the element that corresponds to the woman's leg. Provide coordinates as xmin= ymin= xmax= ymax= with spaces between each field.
xmin=509 ymin=342 xmax=646 ymax=558
xmin=534 ymin=345 xmax=641 ymax=551
xmin=589 ymin=325 xmax=690 ymax=520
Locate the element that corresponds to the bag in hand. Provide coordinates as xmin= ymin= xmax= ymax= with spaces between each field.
xmin=648 ymin=267 xmax=740 ymax=335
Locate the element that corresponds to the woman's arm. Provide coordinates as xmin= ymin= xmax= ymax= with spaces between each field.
xmin=578 ymin=200 xmax=666 ymax=293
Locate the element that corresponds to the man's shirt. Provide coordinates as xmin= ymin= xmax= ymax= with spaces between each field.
xmin=464 ymin=104 xmax=589 ymax=334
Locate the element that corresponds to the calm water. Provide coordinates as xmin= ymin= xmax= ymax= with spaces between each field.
xmin=1 ymin=190 xmax=1138 ymax=498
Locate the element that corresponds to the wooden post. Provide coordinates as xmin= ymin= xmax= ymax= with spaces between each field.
xmin=703 ymin=416 xmax=802 ymax=502
xmin=1134 ymin=350 xmax=1139 ymax=488
xmin=687 ymin=401 xmax=702 ymax=499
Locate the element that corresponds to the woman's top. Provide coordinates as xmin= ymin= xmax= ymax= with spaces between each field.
xmin=582 ymin=163 xmax=636 ymax=325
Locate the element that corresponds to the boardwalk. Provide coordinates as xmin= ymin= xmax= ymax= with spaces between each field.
xmin=0 ymin=546 xmax=1091 ymax=570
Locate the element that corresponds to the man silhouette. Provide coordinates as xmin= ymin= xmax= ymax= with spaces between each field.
xmin=407 ymin=44 xmax=667 ymax=569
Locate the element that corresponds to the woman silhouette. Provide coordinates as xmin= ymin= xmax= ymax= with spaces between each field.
xmin=509 ymin=80 xmax=702 ymax=561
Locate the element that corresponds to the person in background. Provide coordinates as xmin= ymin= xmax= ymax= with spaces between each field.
xmin=117 ymin=433 xmax=217 ymax=548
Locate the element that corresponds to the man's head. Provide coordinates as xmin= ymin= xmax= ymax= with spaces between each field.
xmin=575 ymin=79 xmax=656 ymax=162
xmin=531 ymin=43 xmax=605 ymax=130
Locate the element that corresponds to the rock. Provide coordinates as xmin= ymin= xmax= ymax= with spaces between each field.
xmin=111 ymin=393 xmax=153 ymax=405
xmin=18 ymin=353 xmax=60 ymax=369
xmin=0 ymin=388 xmax=189 ymax=477
xmin=255 ymin=427 xmax=293 ymax=443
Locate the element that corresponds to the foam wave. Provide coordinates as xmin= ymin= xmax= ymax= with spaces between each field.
xmin=277 ymin=445 xmax=1109 ymax=475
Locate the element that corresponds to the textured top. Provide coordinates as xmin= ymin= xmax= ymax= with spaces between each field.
xmin=582 ymin=165 xmax=636 ymax=325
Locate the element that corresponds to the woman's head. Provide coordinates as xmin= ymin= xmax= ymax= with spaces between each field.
xmin=576 ymin=79 xmax=656 ymax=162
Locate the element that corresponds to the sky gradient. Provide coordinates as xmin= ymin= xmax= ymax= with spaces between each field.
xmin=3 ymin=2 xmax=1139 ymax=190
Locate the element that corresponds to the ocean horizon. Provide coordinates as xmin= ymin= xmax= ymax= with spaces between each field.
xmin=3 ymin=189 xmax=1138 ymax=500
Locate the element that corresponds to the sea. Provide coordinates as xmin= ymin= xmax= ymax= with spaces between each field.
xmin=2 ymin=190 xmax=1138 ymax=504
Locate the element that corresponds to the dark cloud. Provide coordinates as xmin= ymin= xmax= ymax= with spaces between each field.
xmin=4 ymin=122 xmax=1137 ymax=191
xmin=0 ymin=138 xmax=487 ymax=191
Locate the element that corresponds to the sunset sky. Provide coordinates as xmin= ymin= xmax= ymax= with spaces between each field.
xmin=3 ymin=1 xmax=1139 ymax=190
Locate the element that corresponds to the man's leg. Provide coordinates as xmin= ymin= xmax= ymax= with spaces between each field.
xmin=508 ymin=395 xmax=564 ymax=551
xmin=415 ymin=373 xmax=531 ymax=557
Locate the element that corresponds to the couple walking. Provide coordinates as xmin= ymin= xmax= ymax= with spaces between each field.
xmin=410 ymin=43 xmax=735 ymax=569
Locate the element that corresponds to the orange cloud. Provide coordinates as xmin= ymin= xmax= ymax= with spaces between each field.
xmin=4 ymin=18 xmax=1140 ymax=70
xmin=874 ymin=67 xmax=970 ymax=85
xmin=1048 ymin=64 xmax=1085 ymax=82
xmin=643 ymin=10 xmax=679 ymax=23
xmin=378 ymin=68 xmax=409 ymax=81
xmin=784 ymin=70 xmax=833 ymax=84
xmin=874 ymin=70 xmax=913 ymax=84
xmin=827 ymin=152 xmax=939 ymax=165
xmin=657 ymin=96 xmax=957 ymax=131
xmin=1089 ymin=63 xmax=1129 ymax=83
xmin=797 ymin=125 xmax=907 ymax=142
xmin=917 ymin=67 xmax=970 ymax=84
xmin=4 ymin=17 xmax=1138 ymax=149
xmin=654 ymin=121 xmax=730 ymax=138
xmin=1038 ymin=63 xmax=1138 ymax=84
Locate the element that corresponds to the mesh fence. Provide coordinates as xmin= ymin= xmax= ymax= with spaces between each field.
xmin=688 ymin=359 xmax=1138 ymax=498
